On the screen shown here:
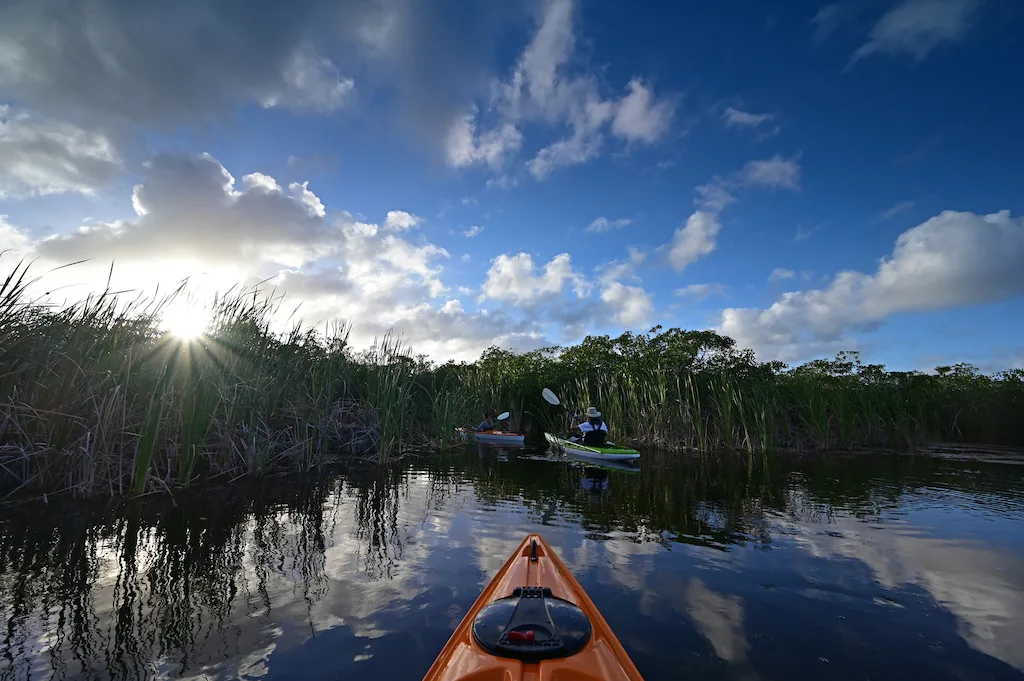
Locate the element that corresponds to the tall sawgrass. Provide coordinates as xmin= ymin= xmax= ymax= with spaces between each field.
xmin=2 ymin=260 xmax=1022 ymax=498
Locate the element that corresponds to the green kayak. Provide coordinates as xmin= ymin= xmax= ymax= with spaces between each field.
xmin=544 ymin=432 xmax=641 ymax=462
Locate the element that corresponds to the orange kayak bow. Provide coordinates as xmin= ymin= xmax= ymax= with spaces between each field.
xmin=422 ymin=534 xmax=644 ymax=681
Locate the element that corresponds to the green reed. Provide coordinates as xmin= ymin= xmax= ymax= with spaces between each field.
xmin=2 ymin=259 xmax=1023 ymax=498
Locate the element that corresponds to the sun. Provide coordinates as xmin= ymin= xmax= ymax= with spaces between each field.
xmin=160 ymin=300 xmax=211 ymax=340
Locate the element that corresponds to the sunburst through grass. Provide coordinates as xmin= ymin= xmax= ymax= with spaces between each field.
xmin=160 ymin=297 xmax=211 ymax=340
xmin=2 ymin=255 xmax=1023 ymax=499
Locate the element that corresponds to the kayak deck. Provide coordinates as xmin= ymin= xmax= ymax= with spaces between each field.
xmin=457 ymin=428 xmax=527 ymax=445
xmin=422 ymin=534 xmax=643 ymax=681
xmin=544 ymin=433 xmax=641 ymax=461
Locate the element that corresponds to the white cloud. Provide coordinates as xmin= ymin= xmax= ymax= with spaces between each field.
xmin=612 ymin=79 xmax=675 ymax=144
xmin=0 ymin=215 xmax=31 ymax=253
xmin=811 ymin=3 xmax=842 ymax=42
xmin=384 ymin=210 xmax=422 ymax=231
xmin=481 ymin=252 xmax=587 ymax=305
xmin=600 ymin=281 xmax=653 ymax=327
xmin=694 ymin=178 xmax=737 ymax=213
xmin=36 ymin=153 xmax=336 ymax=269
xmin=719 ymin=210 xmax=1024 ymax=362
xmin=445 ymin=115 xmax=523 ymax=169
xmin=586 ymin=216 xmax=633 ymax=234
xmin=0 ymin=105 xmax=121 ymax=199
xmin=596 ymin=248 xmax=654 ymax=327
xmin=511 ymin=0 xmax=576 ymax=113
xmin=8 ymin=150 xmax=647 ymax=362
xmin=722 ymin=106 xmax=774 ymax=129
xmin=657 ymin=155 xmax=799 ymax=274
xmin=478 ymin=246 xmax=655 ymax=331
xmin=880 ymin=200 xmax=916 ymax=220
xmin=440 ymin=299 xmax=463 ymax=315
xmin=849 ymin=0 xmax=979 ymax=66
xmin=738 ymin=154 xmax=801 ymax=190
xmin=528 ymin=124 xmax=604 ymax=179
xmin=463 ymin=225 xmax=484 ymax=238
xmin=448 ymin=0 xmax=673 ymax=179
xmin=667 ymin=211 xmax=722 ymax=273
xmin=778 ymin=507 xmax=1024 ymax=671
xmin=598 ymin=247 xmax=646 ymax=286
xmin=260 ymin=46 xmax=354 ymax=113
xmin=685 ymin=579 xmax=749 ymax=665
xmin=675 ymin=283 xmax=727 ymax=302
xmin=768 ymin=268 xmax=796 ymax=282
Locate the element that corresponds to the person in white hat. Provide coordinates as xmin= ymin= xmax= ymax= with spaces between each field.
xmin=570 ymin=406 xmax=608 ymax=446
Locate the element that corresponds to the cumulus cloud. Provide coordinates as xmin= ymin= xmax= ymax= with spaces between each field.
xmin=738 ymin=154 xmax=801 ymax=190
xmin=0 ymin=106 xmax=121 ymax=199
xmin=1 ymin=151 xmax=563 ymax=362
xmin=478 ymin=245 xmax=656 ymax=333
xmin=612 ymin=79 xmax=675 ymax=144
xmin=445 ymin=116 xmax=523 ymax=169
xmin=601 ymin=281 xmax=654 ymax=327
xmin=384 ymin=210 xmax=422 ymax=231
xmin=667 ymin=211 xmax=722 ymax=273
xmin=35 ymin=153 xmax=337 ymax=269
xmin=694 ymin=155 xmax=799 ymax=213
xmin=694 ymin=178 xmax=737 ymax=213
xmin=596 ymin=247 xmax=654 ymax=326
xmin=586 ymin=216 xmax=633 ymax=233
xmin=447 ymin=0 xmax=674 ymax=179
xmin=259 ymin=46 xmax=354 ymax=113
xmin=719 ymin=210 xmax=1024 ymax=362
xmin=849 ymin=0 xmax=979 ymax=67
xmin=0 ymin=215 xmax=31 ymax=253
xmin=481 ymin=252 xmax=587 ymax=305
xmin=768 ymin=268 xmax=796 ymax=282
xmin=463 ymin=225 xmax=484 ymax=238
xmin=657 ymin=155 xmax=800 ymax=274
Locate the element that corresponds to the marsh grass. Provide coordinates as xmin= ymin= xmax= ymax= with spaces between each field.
xmin=2 ymin=261 xmax=1022 ymax=498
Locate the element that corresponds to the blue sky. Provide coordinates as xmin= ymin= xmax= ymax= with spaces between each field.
xmin=1 ymin=0 xmax=1022 ymax=369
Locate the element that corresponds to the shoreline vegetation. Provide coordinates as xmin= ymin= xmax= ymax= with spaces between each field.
xmin=2 ymin=261 xmax=1023 ymax=498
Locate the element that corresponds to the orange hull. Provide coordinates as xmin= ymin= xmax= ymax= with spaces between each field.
xmin=422 ymin=534 xmax=644 ymax=681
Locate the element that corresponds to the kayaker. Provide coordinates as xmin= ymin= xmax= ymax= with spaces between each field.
xmin=475 ymin=409 xmax=498 ymax=432
xmin=570 ymin=407 xmax=608 ymax=446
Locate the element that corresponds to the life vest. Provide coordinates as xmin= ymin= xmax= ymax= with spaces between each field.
xmin=581 ymin=420 xmax=607 ymax=446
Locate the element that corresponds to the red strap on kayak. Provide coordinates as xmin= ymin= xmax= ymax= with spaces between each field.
xmin=508 ymin=630 xmax=535 ymax=642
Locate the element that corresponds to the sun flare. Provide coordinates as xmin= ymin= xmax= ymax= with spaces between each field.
xmin=160 ymin=300 xmax=211 ymax=340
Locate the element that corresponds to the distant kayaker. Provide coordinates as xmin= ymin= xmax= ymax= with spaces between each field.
xmin=475 ymin=409 xmax=498 ymax=432
xmin=570 ymin=407 xmax=608 ymax=446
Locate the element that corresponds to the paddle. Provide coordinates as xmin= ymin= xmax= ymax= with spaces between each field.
xmin=542 ymin=388 xmax=580 ymax=417
xmin=542 ymin=388 xmax=565 ymax=410
xmin=542 ymin=388 xmax=579 ymax=435
xmin=467 ymin=411 xmax=512 ymax=431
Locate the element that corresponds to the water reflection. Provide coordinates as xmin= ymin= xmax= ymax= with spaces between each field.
xmin=1 ymin=451 xmax=1022 ymax=680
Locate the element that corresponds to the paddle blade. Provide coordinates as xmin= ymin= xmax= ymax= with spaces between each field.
xmin=497 ymin=411 xmax=510 ymax=421
xmin=542 ymin=388 xmax=561 ymax=406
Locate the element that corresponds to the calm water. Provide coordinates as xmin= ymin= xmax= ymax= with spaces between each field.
xmin=2 ymin=447 xmax=1024 ymax=681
